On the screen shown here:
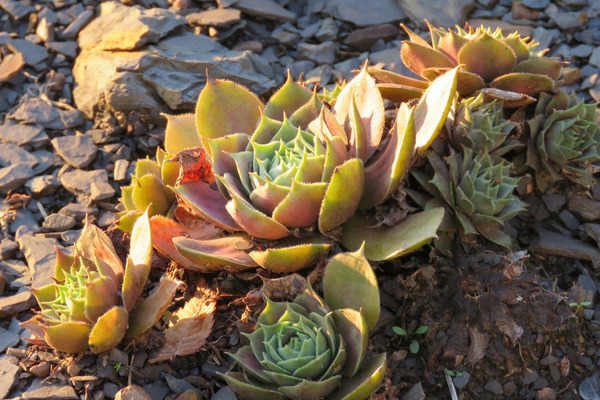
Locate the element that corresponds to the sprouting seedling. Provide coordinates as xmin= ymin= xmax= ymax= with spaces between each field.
xmin=445 ymin=369 xmax=463 ymax=377
xmin=569 ymin=301 xmax=592 ymax=315
xmin=113 ymin=363 xmax=122 ymax=373
xmin=393 ymin=324 xmax=429 ymax=354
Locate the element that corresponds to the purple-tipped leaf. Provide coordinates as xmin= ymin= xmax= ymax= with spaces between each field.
xmin=264 ymin=72 xmax=313 ymax=121
xmin=84 ymin=274 xmax=118 ymax=323
xmin=226 ymin=197 xmax=290 ymax=239
xmin=514 ymin=57 xmax=564 ymax=80
xmin=174 ymin=235 xmax=259 ymax=270
xmin=222 ymin=372 xmax=285 ymax=400
xmin=278 ymin=375 xmax=342 ymax=400
xmin=368 ymin=68 xmax=429 ymax=88
xmin=271 ymin=181 xmax=327 ymax=228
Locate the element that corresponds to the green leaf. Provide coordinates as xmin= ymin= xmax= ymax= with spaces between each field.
xmin=249 ymin=238 xmax=331 ymax=273
xmin=323 ymin=248 xmax=380 ymax=331
xmin=162 ymin=113 xmax=201 ymax=154
xmin=393 ymin=326 xmax=407 ymax=336
xmin=415 ymin=325 xmax=429 ymax=335
xmin=43 ymin=321 xmax=91 ymax=353
xmin=327 ymin=353 xmax=387 ymax=400
xmin=88 ymin=307 xmax=129 ymax=354
xmin=340 ymin=208 xmax=444 ymax=261
xmin=410 ymin=340 xmax=420 ymax=354
xmin=126 ymin=278 xmax=181 ymax=338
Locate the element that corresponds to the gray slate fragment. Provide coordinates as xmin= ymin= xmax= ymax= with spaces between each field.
xmin=17 ymin=233 xmax=60 ymax=289
xmin=0 ymin=0 xmax=32 ymax=19
xmin=45 ymin=41 xmax=78 ymax=58
xmin=26 ymin=175 xmax=61 ymax=196
xmin=211 ymin=386 xmax=237 ymax=400
xmin=186 ymin=8 xmax=241 ymax=27
xmin=0 ymin=163 xmax=36 ymax=193
xmin=228 ymin=0 xmax=296 ymax=22
xmin=22 ymin=378 xmax=78 ymax=400
xmin=0 ymin=143 xmax=39 ymax=167
xmin=344 ymin=24 xmax=400 ymax=51
xmin=297 ymin=41 xmax=337 ymax=64
xmin=59 ymin=203 xmax=99 ymax=220
xmin=327 ymin=0 xmax=406 ymax=27
xmin=589 ymin=46 xmax=600 ymax=68
xmin=60 ymin=169 xmax=115 ymax=201
xmin=398 ymin=0 xmax=475 ymax=28
xmin=7 ymin=39 xmax=49 ymax=66
xmin=61 ymin=9 xmax=94 ymax=39
xmin=43 ymin=213 xmax=77 ymax=231
xmin=0 ymin=238 xmax=19 ymax=260
xmin=0 ymin=123 xmax=49 ymax=148
xmin=0 ymin=355 xmax=20 ymax=400
xmin=0 ymin=290 xmax=36 ymax=318
xmin=530 ymin=228 xmax=600 ymax=262
xmin=568 ymin=195 xmax=600 ymax=221
xmin=10 ymin=96 xmax=62 ymax=128
xmin=78 ymin=2 xmax=186 ymax=51
xmin=0 ymin=326 xmax=19 ymax=353
xmin=52 ymin=135 xmax=97 ymax=168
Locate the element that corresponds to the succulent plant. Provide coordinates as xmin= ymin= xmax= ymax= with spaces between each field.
xmin=374 ymin=23 xmax=564 ymax=107
xmin=223 ymin=248 xmax=386 ymax=400
xmin=445 ymin=94 xmax=519 ymax=156
xmin=117 ymin=113 xmax=204 ymax=233
xmin=526 ymin=90 xmax=600 ymax=191
xmin=148 ymin=66 xmax=458 ymax=272
xmin=411 ymin=149 xmax=526 ymax=248
xmin=22 ymin=210 xmax=181 ymax=353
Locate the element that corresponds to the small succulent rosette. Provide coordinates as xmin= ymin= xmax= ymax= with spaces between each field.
xmin=22 ymin=211 xmax=180 ymax=353
xmin=526 ymin=90 xmax=600 ymax=191
xmin=223 ymin=248 xmax=386 ymax=400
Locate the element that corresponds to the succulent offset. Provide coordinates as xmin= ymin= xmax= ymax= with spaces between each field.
xmin=223 ymin=248 xmax=386 ymax=400
xmin=22 ymin=211 xmax=180 ymax=353
xmin=526 ymin=90 xmax=600 ymax=191
xmin=373 ymin=23 xmax=563 ymax=108
xmin=147 ymin=66 xmax=458 ymax=272
xmin=411 ymin=149 xmax=526 ymax=248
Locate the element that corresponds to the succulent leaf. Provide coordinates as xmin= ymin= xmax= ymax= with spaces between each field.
xmin=88 ymin=307 xmax=128 ymax=353
xmin=163 ymin=113 xmax=201 ymax=154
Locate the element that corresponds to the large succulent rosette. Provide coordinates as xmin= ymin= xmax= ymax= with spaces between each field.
xmin=526 ymin=90 xmax=600 ymax=191
xmin=148 ymin=67 xmax=459 ymax=272
xmin=371 ymin=23 xmax=564 ymax=108
xmin=22 ymin=211 xmax=180 ymax=353
xmin=223 ymin=249 xmax=386 ymax=400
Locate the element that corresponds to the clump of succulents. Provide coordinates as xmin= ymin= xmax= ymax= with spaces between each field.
xmin=223 ymin=248 xmax=386 ymax=400
xmin=526 ymin=90 xmax=600 ymax=191
xmin=22 ymin=211 xmax=180 ymax=353
xmin=411 ymin=149 xmax=526 ymax=248
xmin=118 ymin=113 xmax=206 ymax=233
xmin=147 ymin=65 xmax=458 ymax=272
xmin=374 ymin=23 xmax=564 ymax=108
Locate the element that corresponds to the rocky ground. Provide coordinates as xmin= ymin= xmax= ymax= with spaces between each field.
xmin=0 ymin=0 xmax=600 ymax=399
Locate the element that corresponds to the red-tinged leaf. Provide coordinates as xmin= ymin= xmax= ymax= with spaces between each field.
xmin=131 ymin=174 xmax=171 ymax=216
xmin=171 ymin=180 xmax=241 ymax=231
xmin=341 ymin=208 xmax=444 ymax=261
xmin=458 ymin=32 xmax=516 ymax=82
xmin=360 ymin=103 xmax=415 ymax=210
xmin=169 ymin=147 xmax=215 ymax=185
xmin=414 ymin=67 xmax=458 ymax=154
xmin=148 ymin=280 xmax=216 ymax=363
xmin=264 ymin=72 xmax=313 ymax=121
xmin=271 ymin=181 xmax=327 ymax=228
xmin=401 ymin=42 xmax=455 ymax=77
xmin=422 ymin=68 xmax=485 ymax=97
xmin=79 ymin=219 xmax=124 ymax=280
xmin=126 ymin=278 xmax=182 ymax=338
xmin=84 ymin=275 xmax=118 ymax=323
xmin=400 ymin=23 xmax=431 ymax=47
xmin=327 ymin=354 xmax=387 ymax=400
xmin=376 ymin=83 xmax=424 ymax=103
xmin=331 ymin=308 xmax=368 ymax=376
xmin=174 ymin=235 xmax=259 ymax=271
xmin=44 ymin=321 xmax=91 ymax=353
xmin=514 ymin=57 xmax=564 ymax=80
xmin=162 ymin=113 xmax=201 ymax=154
xmin=368 ymin=68 xmax=429 ymax=88
xmin=122 ymin=256 xmax=150 ymax=312
xmin=479 ymin=88 xmax=536 ymax=108
xmin=129 ymin=208 xmax=153 ymax=272
xmin=227 ymin=196 xmax=290 ymax=239
xmin=249 ymin=238 xmax=332 ymax=273
xmin=334 ymin=64 xmax=385 ymax=158
xmin=490 ymin=72 xmax=555 ymax=96
xmin=150 ymin=215 xmax=222 ymax=271
xmin=20 ymin=316 xmax=48 ymax=340
xmin=89 ymin=307 xmax=129 ymax=354
xmin=195 ymin=78 xmax=263 ymax=140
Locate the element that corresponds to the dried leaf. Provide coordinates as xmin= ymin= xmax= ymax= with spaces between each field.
xmin=149 ymin=281 xmax=217 ymax=364
xmin=466 ymin=326 xmax=489 ymax=365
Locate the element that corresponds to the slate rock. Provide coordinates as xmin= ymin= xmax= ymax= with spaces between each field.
xmin=0 ymin=238 xmax=19 ymax=260
xmin=315 ymin=18 xmax=338 ymax=42
xmin=0 ymin=163 xmax=36 ymax=193
xmin=370 ymin=47 xmax=416 ymax=76
xmin=79 ymin=2 xmax=185 ymax=51
xmin=398 ymin=0 xmax=475 ymax=28
xmin=10 ymin=208 xmax=40 ymax=235
xmin=546 ymin=4 xmax=584 ymax=29
xmin=327 ymin=0 xmax=406 ymax=27
xmin=568 ymin=195 xmax=600 ymax=221
xmin=0 ymin=52 xmax=25 ymax=83
xmin=0 ymin=290 xmax=36 ymax=318
xmin=522 ymin=0 xmax=550 ymax=8
xmin=43 ymin=213 xmax=77 ymax=231
xmin=60 ymin=169 xmax=115 ymax=201
xmin=45 ymin=41 xmax=78 ymax=58
xmin=61 ymin=9 xmax=94 ymax=39
xmin=10 ymin=96 xmax=63 ymax=129
xmin=52 ymin=135 xmax=97 ymax=168
xmin=6 ymin=39 xmax=48 ymax=66
xmin=22 ymin=378 xmax=78 ymax=400
xmin=0 ymin=326 xmax=19 ymax=353
xmin=0 ymin=355 xmax=20 ymax=400
xmin=59 ymin=203 xmax=99 ymax=220
xmin=0 ymin=0 xmax=33 ymax=19
xmin=186 ymin=8 xmax=241 ymax=27
xmin=530 ymin=228 xmax=600 ymax=262
xmin=297 ymin=41 xmax=337 ymax=64
xmin=344 ymin=24 xmax=400 ymax=51
xmin=589 ymin=46 xmax=600 ymax=68
xmin=73 ymin=30 xmax=276 ymax=120
xmin=0 ymin=123 xmax=49 ymax=148
xmin=26 ymin=175 xmax=61 ymax=196
xmin=226 ymin=0 xmax=296 ymax=23
xmin=0 ymin=143 xmax=39 ymax=167
xmin=485 ymin=379 xmax=504 ymax=395
xmin=211 ymin=387 xmax=237 ymax=400
xmin=115 ymin=385 xmax=151 ymax=400
xmin=17 ymin=233 xmax=60 ymax=289
xmin=59 ymin=109 xmax=86 ymax=128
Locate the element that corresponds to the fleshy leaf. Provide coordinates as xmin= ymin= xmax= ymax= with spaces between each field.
xmin=271 ymin=181 xmax=327 ymax=228
xmin=135 ymin=159 xmax=161 ymax=180
xmin=401 ymin=42 xmax=455 ymax=77
xmin=43 ymin=321 xmax=91 ymax=353
xmin=341 ymin=208 xmax=444 ymax=261
xmin=421 ymin=68 xmax=485 ymax=96
xmin=163 ymin=113 xmax=201 ymax=154
xmin=131 ymin=174 xmax=170 ymax=217
xmin=376 ymin=83 xmax=424 ymax=103
xmin=331 ymin=308 xmax=368 ymax=377
xmin=514 ymin=57 xmax=564 ymax=80
xmin=414 ymin=67 xmax=458 ymax=153
xmin=327 ymin=353 xmax=387 ymax=400
xmin=480 ymin=88 xmax=536 ymax=108
xmin=458 ymin=32 xmax=516 ymax=82
xmin=88 ymin=307 xmax=128 ymax=354
xmin=122 ymin=257 xmax=150 ymax=313
xmin=319 ymin=158 xmax=364 ymax=233
xmin=129 ymin=208 xmax=153 ymax=272
xmin=264 ymin=72 xmax=313 ymax=121
xmin=278 ymin=375 xmax=342 ymax=400
xmin=174 ymin=235 xmax=259 ymax=270
xmin=126 ymin=278 xmax=182 ymax=338
xmin=368 ymin=68 xmax=429 ymax=88
xmin=222 ymin=372 xmax=285 ymax=400
xmin=195 ymin=78 xmax=263 ymax=140
xmin=249 ymin=238 xmax=331 ymax=273
xmin=84 ymin=275 xmax=118 ymax=323
xmin=226 ymin=197 xmax=290 ymax=239
xmin=490 ymin=72 xmax=555 ymax=96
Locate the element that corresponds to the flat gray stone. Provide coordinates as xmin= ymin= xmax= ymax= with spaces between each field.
xmin=10 ymin=96 xmax=63 ymax=128
xmin=227 ymin=0 xmax=296 ymax=22
xmin=186 ymin=8 xmax=241 ymax=27
xmin=0 ymin=355 xmax=20 ymax=400
xmin=26 ymin=175 xmax=61 ymax=197
xmin=51 ymin=135 xmax=97 ymax=168
xmin=568 ymin=195 xmax=600 ymax=221
xmin=43 ymin=213 xmax=77 ymax=232
xmin=61 ymin=9 xmax=94 ymax=39
xmin=78 ymin=2 xmax=186 ymax=51
xmin=211 ymin=386 xmax=237 ymax=400
xmin=0 ymin=326 xmax=19 ymax=353
xmin=0 ymin=163 xmax=36 ymax=193
xmin=0 ymin=0 xmax=33 ymax=19
xmin=0 ymin=52 xmax=25 ymax=83
xmin=0 ymin=123 xmax=49 ymax=148
xmin=530 ymin=228 xmax=600 ymax=262
xmin=60 ymin=169 xmax=115 ymax=201
xmin=398 ymin=0 xmax=475 ymax=28
xmin=59 ymin=109 xmax=85 ymax=128
xmin=0 ymin=290 xmax=36 ymax=318
xmin=45 ymin=41 xmax=78 ymax=58
xmin=6 ymin=39 xmax=48 ymax=66
xmin=589 ymin=46 xmax=600 ymax=68
xmin=0 ymin=143 xmax=39 ymax=167
xmin=22 ymin=378 xmax=78 ymax=399
xmin=17 ymin=233 xmax=59 ymax=289
xmin=297 ymin=41 xmax=337 ymax=64
xmin=344 ymin=24 xmax=399 ymax=51
xmin=58 ymin=203 xmax=99 ymax=220
xmin=327 ymin=0 xmax=406 ymax=27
